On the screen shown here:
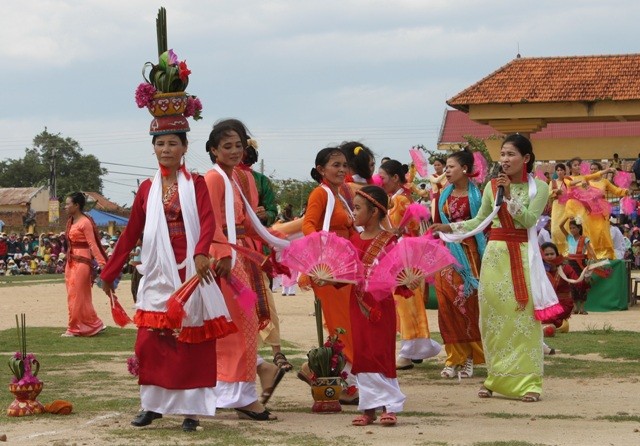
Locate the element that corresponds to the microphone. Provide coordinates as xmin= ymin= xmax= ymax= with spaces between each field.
xmin=495 ymin=165 xmax=505 ymax=206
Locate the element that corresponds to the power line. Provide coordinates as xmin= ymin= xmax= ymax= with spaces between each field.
xmin=105 ymin=170 xmax=153 ymax=177
xmin=100 ymin=161 xmax=157 ymax=171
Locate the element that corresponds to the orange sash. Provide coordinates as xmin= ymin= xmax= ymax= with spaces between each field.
xmin=489 ymin=180 xmax=530 ymax=310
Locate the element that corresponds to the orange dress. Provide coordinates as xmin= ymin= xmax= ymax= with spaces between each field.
xmin=302 ymin=184 xmax=356 ymax=361
xmin=206 ymin=169 xmax=260 ymax=385
xmin=64 ymin=216 xmax=106 ymax=336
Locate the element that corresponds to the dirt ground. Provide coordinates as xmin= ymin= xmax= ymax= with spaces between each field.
xmin=1 ymin=280 xmax=639 ymax=445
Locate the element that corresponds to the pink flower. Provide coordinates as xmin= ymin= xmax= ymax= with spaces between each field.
xmin=126 ymin=356 xmax=140 ymax=377
xmin=340 ymin=371 xmax=348 ymax=380
xmin=184 ymin=96 xmax=203 ymax=120
xmin=135 ymin=83 xmax=157 ymax=108
xmin=167 ymin=49 xmax=179 ymax=65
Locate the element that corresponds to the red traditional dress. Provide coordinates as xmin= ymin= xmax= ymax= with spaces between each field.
xmin=350 ymin=231 xmax=406 ymax=413
xmin=433 ymin=193 xmax=484 ymax=369
xmin=101 ymin=171 xmax=235 ymax=416
xmin=64 ymin=215 xmax=107 ymax=337
xmin=543 ymin=264 xmax=578 ymax=327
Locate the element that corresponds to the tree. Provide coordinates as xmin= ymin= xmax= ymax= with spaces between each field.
xmin=270 ymin=178 xmax=317 ymax=216
xmin=0 ymin=129 xmax=107 ymax=200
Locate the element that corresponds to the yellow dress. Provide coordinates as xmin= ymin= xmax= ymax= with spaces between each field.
xmin=583 ymin=179 xmax=626 ymax=259
xmin=388 ymin=189 xmax=441 ymax=360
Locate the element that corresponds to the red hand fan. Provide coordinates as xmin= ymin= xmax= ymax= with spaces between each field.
xmin=108 ymin=292 xmax=133 ymax=327
xmin=366 ymin=236 xmax=457 ymax=299
xmin=280 ymin=231 xmax=363 ymax=285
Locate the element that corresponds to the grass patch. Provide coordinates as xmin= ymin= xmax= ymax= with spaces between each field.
xmin=0 ymin=273 xmax=66 ymax=287
xmin=547 ymin=330 xmax=640 ymax=360
xmin=595 ymin=414 xmax=640 ymax=422
xmin=483 ymin=412 xmax=530 ymax=419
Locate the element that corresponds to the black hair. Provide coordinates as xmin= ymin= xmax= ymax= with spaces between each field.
xmin=340 ymin=141 xmax=374 ymax=179
xmin=614 ymin=153 xmax=619 ymax=157
xmin=310 ymin=147 xmax=345 ymax=183
xmin=152 ymin=133 xmax=188 ymax=145
xmin=555 ymin=163 xmax=566 ymax=172
xmin=502 ymin=134 xmax=535 ymax=173
xmin=569 ymin=218 xmax=584 ymax=235
xmin=206 ymin=118 xmax=251 ymax=164
xmin=357 ymin=185 xmax=388 ymax=220
xmin=591 ymin=161 xmax=603 ymax=170
xmin=380 ymin=156 xmax=391 ymax=164
xmin=568 ymin=157 xmax=582 ymax=170
xmin=447 ymin=148 xmax=474 ymax=174
xmin=67 ymin=192 xmax=86 ymax=211
xmin=541 ymin=242 xmax=559 ymax=256
xmin=243 ymin=146 xmax=259 ymax=166
xmin=379 ymin=159 xmax=409 ymax=184
xmin=432 ymin=157 xmax=447 ymax=167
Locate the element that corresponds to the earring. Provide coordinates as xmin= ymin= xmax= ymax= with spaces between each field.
xmin=463 ymin=170 xmax=467 ymax=174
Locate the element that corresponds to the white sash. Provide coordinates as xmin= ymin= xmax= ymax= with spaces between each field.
xmin=137 ymin=170 xmax=231 ymax=328
xmin=212 ymin=164 xmax=237 ymax=267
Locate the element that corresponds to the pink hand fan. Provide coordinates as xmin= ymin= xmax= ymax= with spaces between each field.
xmin=620 ymin=196 xmax=637 ymax=215
xmin=580 ymin=161 xmax=591 ymax=176
xmin=409 ymin=148 xmax=429 ymax=177
xmin=535 ymin=168 xmax=546 ymax=181
xmin=366 ymin=235 xmax=457 ymax=300
xmin=471 ymin=151 xmax=489 ymax=184
xmin=371 ymin=173 xmax=383 ymax=187
xmin=614 ymin=171 xmax=632 ymax=189
xmin=398 ymin=203 xmax=431 ymax=229
xmin=280 ymin=230 xmax=363 ymax=284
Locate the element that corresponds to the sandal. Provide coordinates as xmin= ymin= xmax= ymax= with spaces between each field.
xmin=235 ymin=408 xmax=277 ymax=421
xmin=458 ymin=358 xmax=473 ymax=378
xmin=379 ymin=412 xmax=397 ymax=426
xmin=273 ymin=352 xmax=293 ymax=372
xmin=352 ymin=413 xmax=376 ymax=426
xmin=478 ymin=387 xmax=493 ymax=398
xmin=259 ymin=367 xmax=287 ymax=405
xmin=521 ymin=392 xmax=541 ymax=403
xmin=440 ymin=365 xmax=458 ymax=378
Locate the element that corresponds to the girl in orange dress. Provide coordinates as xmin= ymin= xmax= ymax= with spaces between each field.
xmin=379 ymin=160 xmax=441 ymax=370
xmin=205 ymin=119 xmax=280 ymax=421
xmin=63 ymin=192 xmax=107 ymax=337
xmin=302 ymin=146 xmax=358 ymax=403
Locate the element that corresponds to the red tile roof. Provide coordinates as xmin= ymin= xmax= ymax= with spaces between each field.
xmin=82 ymin=191 xmax=125 ymax=213
xmin=438 ymin=109 xmax=640 ymax=144
xmin=447 ymin=54 xmax=640 ymax=110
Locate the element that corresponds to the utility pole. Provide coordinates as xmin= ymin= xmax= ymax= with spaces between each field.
xmin=49 ymin=146 xmax=57 ymax=199
xmin=260 ymin=159 xmax=264 ymax=174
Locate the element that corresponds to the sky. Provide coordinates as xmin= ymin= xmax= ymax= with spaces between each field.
xmin=1 ymin=0 xmax=639 ymax=206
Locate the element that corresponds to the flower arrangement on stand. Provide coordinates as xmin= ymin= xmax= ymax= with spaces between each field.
xmin=306 ymin=328 xmax=347 ymax=413
xmin=7 ymin=314 xmax=44 ymax=417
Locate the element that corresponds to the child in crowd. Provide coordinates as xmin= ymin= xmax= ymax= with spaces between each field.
xmin=560 ymin=217 xmax=595 ymax=315
xmin=349 ymin=185 xmax=405 ymax=427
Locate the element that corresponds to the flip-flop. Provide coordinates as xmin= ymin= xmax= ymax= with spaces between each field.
xmin=521 ymin=393 xmax=541 ymax=402
xmin=352 ymin=414 xmax=376 ymax=426
xmin=273 ymin=352 xmax=293 ymax=372
xmin=235 ymin=408 xmax=277 ymax=421
xmin=478 ymin=387 xmax=493 ymax=398
xmin=259 ymin=367 xmax=287 ymax=405
xmin=379 ymin=412 xmax=397 ymax=426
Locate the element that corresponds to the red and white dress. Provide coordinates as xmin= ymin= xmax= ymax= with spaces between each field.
xmin=101 ymin=170 xmax=235 ymax=416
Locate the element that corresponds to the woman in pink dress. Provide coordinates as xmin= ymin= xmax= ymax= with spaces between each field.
xmin=205 ymin=118 xmax=281 ymax=421
xmin=62 ymin=192 xmax=107 ymax=337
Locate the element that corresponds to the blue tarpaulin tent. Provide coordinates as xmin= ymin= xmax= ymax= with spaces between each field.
xmin=86 ymin=209 xmax=129 ymax=226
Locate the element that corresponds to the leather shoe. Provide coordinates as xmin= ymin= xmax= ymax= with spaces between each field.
xmin=131 ymin=410 xmax=162 ymax=427
xmin=182 ymin=418 xmax=200 ymax=432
